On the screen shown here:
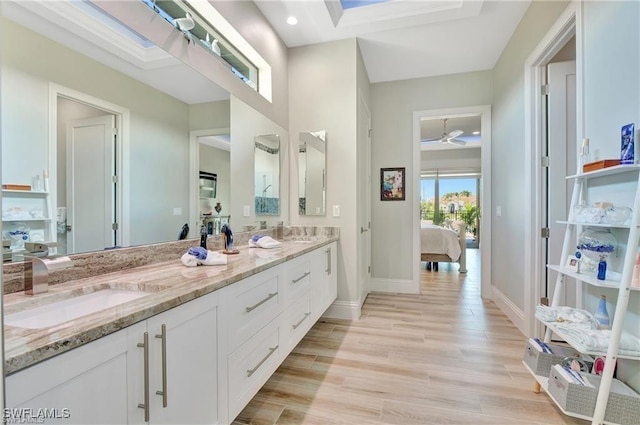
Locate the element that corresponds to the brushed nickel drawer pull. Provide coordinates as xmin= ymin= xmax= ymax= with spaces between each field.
xmin=137 ymin=332 xmax=150 ymax=422
xmin=155 ymin=324 xmax=168 ymax=408
xmin=292 ymin=312 xmax=311 ymax=330
xmin=292 ymin=271 xmax=311 ymax=284
xmin=247 ymin=345 xmax=279 ymax=377
xmin=325 ymin=247 xmax=331 ymax=274
xmin=246 ymin=292 xmax=278 ymax=312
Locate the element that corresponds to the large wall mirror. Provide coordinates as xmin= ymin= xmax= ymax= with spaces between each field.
xmin=299 ymin=131 xmax=326 ymax=216
xmin=254 ymin=134 xmax=280 ymax=216
xmin=1 ymin=1 xmax=283 ymax=261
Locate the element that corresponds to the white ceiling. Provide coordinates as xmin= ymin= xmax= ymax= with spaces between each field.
xmin=255 ymin=0 xmax=531 ymax=83
xmin=420 ymin=115 xmax=481 ymax=151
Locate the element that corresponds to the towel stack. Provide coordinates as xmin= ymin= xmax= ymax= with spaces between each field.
xmin=249 ymin=235 xmax=282 ymax=249
xmin=181 ymin=246 xmax=227 ymax=267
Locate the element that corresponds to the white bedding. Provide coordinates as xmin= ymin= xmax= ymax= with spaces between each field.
xmin=420 ymin=224 xmax=461 ymax=261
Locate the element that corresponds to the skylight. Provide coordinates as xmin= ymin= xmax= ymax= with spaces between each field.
xmin=340 ymin=0 xmax=392 ymax=10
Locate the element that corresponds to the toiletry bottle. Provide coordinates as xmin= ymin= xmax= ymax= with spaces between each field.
xmin=580 ymin=138 xmax=591 ymax=171
xmin=632 ymin=253 xmax=640 ymax=288
xmin=595 ymin=295 xmax=609 ymax=330
xmin=200 ymin=225 xmax=207 ymax=249
xmin=597 ymin=258 xmax=607 ymax=281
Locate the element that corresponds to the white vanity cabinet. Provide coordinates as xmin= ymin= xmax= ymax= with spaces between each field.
xmin=6 ymin=326 xmax=129 ymax=424
xmin=127 ymin=292 xmax=219 ymax=425
xmin=310 ymin=241 xmax=338 ymax=322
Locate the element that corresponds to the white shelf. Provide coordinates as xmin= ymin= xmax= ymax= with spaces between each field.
xmin=2 ymin=218 xmax=51 ymax=222
xmin=521 ymin=361 xmax=621 ymax=424
xmin=535 ymin=318 xmax=640 ymax=361
xmin=567 ymin=164 xmax=640 ymax=180
xmin=557 ymin=220 xmax=634 ymax=229
xmin=2 ymin=189 xmax=49 ymax=195
xmin=546 ymin=264 xmax=636 ymax=290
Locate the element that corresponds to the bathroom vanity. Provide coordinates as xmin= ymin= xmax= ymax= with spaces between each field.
xmin=4 ymin=238 xmax=338 ymax=424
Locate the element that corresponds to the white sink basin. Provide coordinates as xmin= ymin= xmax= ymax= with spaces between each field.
xmin=5 ymin=289 xmax=150 ymax=329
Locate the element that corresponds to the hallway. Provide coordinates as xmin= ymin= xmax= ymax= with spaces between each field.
xmin=235 ymin=250 xmax=587 ymax=424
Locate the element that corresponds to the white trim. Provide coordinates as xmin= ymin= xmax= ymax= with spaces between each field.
xmin=369 ymin=278 xmax=419 ymax=294
xmin=322 ymin=300 xmax=362 ymax=320
xmin=412 ymin=105 xmax=492 ymax=299
xmin=523 ymin=1 xmax=579 ymax=338
xmin=491 ymin=285 xmax=525 ymax=334
xmin=189 ymin=128 xmax=231 ymax=233
xmin=48 ymin=83 xmax=131 ymax=248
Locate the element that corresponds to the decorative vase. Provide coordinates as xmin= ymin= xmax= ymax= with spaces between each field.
xmin=214 ymin=202 xmax=222 ymax=214
xmin=577 ymin=228 xmax=616 ymax=270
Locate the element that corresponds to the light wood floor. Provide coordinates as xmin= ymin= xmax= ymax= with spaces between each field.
xmin=234 ymin=250 xmax=588 ymax=424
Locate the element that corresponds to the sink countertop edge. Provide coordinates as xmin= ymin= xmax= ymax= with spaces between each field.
xmin=3 ymin=237 xmax=338 ymax=375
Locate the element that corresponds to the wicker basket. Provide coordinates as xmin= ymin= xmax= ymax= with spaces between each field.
xmin=523 ymin=340 xmax=592 ymax=377
xmin=548 ymin=368 xmax=640 ymax=425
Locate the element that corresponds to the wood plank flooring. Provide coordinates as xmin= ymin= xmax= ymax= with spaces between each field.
xmin=234 ymin=250 xmax=588 ymax=424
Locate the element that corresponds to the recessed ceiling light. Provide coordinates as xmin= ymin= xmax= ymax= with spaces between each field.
xmin=472 ymin=131 xmax=480 ymax=135
xmin=287 ymin=16 xmax=298 ymax=25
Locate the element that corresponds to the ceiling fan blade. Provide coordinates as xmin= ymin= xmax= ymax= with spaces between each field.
xmin=420 ymin=137 xmax=441 ymax=143
xmin=448 ymin=129 xmax=464 ymax=139
xmin=446 ymin=138 xmax=466 ymax=145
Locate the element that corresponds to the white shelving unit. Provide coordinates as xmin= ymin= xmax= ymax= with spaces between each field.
xmin=1 ymin=189 xmax=56 ymax=250
xmin=527 ymin=165 xmax=640 ymax=425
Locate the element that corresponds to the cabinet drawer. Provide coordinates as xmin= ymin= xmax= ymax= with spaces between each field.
xmin=283 ymin=294 xmax=312 ymax=352
xmin=283 ymin=256 xmax=311 ymax=306
xmin=225 ymin=267 xmax=282 ymax=352
xmin=228 ymin=319 xmax=281 ymax=419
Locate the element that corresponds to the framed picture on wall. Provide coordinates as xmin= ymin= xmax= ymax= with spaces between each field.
xmin=380 ymin=167 xmax=405 ymax=201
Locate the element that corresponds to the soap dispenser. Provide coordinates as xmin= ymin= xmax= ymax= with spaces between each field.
xmin=200 ymin=225 xmax=208 ymax=249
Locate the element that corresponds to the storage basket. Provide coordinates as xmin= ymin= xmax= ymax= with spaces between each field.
xmin=548 ymin=368 xmax=640 ymax=425
xmin=523 ymin=340 xmax=592 ymax=377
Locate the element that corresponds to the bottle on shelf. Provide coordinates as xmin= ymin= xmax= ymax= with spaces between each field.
xmin=594 ymin=295 xmax=609 ymax=330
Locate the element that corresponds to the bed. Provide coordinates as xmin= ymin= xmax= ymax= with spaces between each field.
xmin=420 ymin=222 xmax=467 ymax=273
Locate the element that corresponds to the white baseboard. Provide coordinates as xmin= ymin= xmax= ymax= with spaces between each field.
xmin=491 ymin=285 xmax=525 ymax=335
xmin=322 ymin=300 xmax=362 ymax=320
xmin=368 ymin=278 xmax=420 ymax=294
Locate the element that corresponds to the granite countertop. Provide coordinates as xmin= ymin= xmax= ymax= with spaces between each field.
xmin=3 ymin=238 xmax=337 ymax=375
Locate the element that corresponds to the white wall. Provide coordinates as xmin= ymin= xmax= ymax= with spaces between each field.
xmin=189 ymin=101 xmax=230 ymax=132
xmin=580 ymin=0 xmax=640 ymax=393
xmin=370 ymin=71 xmax=492 ymax=280
xmin=421 ymin=147 xmax=481 ymax=171
xmin=288 ymin=39 xmax=361 ymax=316
xmin=199 ymin=144 xmax=230 ymax=218
xmin=491 ymin=0 xmax=570 ymax=310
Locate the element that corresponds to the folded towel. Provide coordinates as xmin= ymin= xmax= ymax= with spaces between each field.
xmin=181 ymin=249 xmax=227 ymax=267
xmin=249 ymin=235 xmax=282 ymax=249
xmin=554 ymin=327 xmax=640 ymax=355
xmin=535 ymin=305 xmax=599 ymax=329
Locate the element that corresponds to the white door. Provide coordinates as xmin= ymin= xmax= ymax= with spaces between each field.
xmin=66 ymin=115 xmax=116 ymax=253
xmin=358 ymin=95 xmax=372 ymax=303
xmin=544 ymin=61 xmax=577 ymax=306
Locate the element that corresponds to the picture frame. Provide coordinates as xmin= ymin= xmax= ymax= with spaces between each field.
xmin=565 ymin=255 xmax=580 ymax=272
xmin=380 ymin=167 xmax=405 ymax=201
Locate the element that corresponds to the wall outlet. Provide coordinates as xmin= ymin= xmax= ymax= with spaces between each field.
xmin=333 ymin=205 xmax=340 ymax=217
xmin=243 ymin=205 xmax=250 ymax=217
xmin=173 ymin=207 xmax=182 ymax=216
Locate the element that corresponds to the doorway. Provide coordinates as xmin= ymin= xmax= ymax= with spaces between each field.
xmin=49 ymin=85 xmax=130 ymax=254
xmin=412 ymin=105 xmax=492 ymax=298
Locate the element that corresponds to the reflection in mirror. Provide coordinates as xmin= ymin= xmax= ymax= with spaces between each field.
xmin=298 ymin=131 xmax=326 ymax=216
xmin=254 ymin=135 xmax=280 ymax=216
xmin=198 ymin=133 xmax=231 ymax=235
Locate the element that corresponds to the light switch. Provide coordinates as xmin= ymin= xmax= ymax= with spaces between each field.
xmin=173 ymin=207 xmax=182 ymax=216
xmin=243 ymin=205 xmax=250 ymax=217
xmin=496 ymin=206 xmax=502 ymax=217
xmin=333 ymin=205 xmax=340 ymax=217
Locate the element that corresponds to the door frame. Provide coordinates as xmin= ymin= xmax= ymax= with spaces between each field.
xmin=357 ymin=90 xmax=372 ymax=304
xmin=523 ymin=1 xmax=582 ymax=337
xmin=49 ymin=83 xmax=131 ymax=248
xmin=412 ymin=105 xmax=492 ymax=298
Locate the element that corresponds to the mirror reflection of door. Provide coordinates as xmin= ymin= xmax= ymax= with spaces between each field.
xmin=254 ymin=134 xmax=280 ymax=216
xmin=198 ymin=134 xmax=231 ymax=233
xmin=298 ymin=131 xmax=326 ymax=216
xmin=59 ymin=97 xmax=117 ymax=253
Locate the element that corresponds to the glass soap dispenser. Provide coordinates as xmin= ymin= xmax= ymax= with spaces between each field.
xmin=595 ymin=295 xmax=609 ymax=330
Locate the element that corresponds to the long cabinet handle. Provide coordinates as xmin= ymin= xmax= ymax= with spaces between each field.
xmin=155 ymin=324 xmax=168 ymax=408
xmin=325 ymin=247 xmax=332 ymax=274
xmin=246 ymin=345 xmax=279 ymax=377
xmin=137 ymin=332 xmax=150 ymax=422
xmin=292 ymin=271 xmax=311 ymax=284
xmin=292 ymin=312 xmax=311 ymax=330
xmin=246 ymin=292 xmax=278 ymax=312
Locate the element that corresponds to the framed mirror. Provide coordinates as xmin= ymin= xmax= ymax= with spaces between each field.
xmin=299 ymin=131 xmax=326 ymax=216
xmin=254 ymin=134 xmax=280 ymax=216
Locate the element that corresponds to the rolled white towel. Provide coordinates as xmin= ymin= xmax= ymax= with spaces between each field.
xmin=181 ymin=252 xmax=199 ymax=267
xmin=249 ymin=235 xmax=282 ymax=249
xmin=200 ymin=250 xmax=227 ymax=266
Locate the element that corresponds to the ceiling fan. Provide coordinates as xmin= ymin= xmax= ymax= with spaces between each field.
xmin=421 ymin=118 xmax=466 ymax=145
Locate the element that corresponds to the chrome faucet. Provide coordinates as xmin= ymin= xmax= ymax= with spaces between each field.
xmin=24 ymin=255 xmax=73 ymax=295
